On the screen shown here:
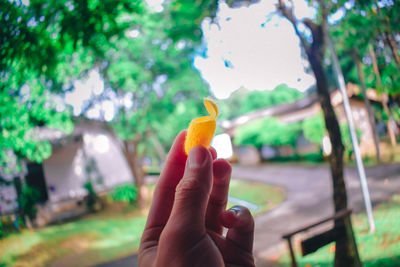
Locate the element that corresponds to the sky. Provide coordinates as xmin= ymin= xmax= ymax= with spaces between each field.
xmin=65 ymin=0 xmax=318 ymax=118
xmin=194 ymin=0 xmax=317 ymax=99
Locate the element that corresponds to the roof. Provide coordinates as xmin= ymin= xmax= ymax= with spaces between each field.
xmin=221 ymin=94 xmax=318 ymax=131
xmin=34 ymin=119 xmax=112 ymax=148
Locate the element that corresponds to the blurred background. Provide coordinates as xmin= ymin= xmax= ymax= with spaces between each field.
xmin=1 ymin=0 xmax=399 ymax=266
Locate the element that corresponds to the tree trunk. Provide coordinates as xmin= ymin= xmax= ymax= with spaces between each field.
xmin=276 ymin=2 xmax=361 ymax=265
xmin=375 ymin=4 xmax=400 ymax=68
xmin=304 ymin=23 xmax=361 ymax=267
xmin=385 ymin=31 xmax=400 ymax=68
xmin=149 ymin=131 xmax=167 ymax=162
xmin=123 ymin=139 xmax=147 ymax=210
xmin=369 ymin=45 xmax=397 ymax=146
xmin=352 ymin=49 xmax=381 ymax=162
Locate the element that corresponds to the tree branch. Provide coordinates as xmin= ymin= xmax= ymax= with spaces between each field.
xmin=276 ymin=0 xmax=310 ymax=54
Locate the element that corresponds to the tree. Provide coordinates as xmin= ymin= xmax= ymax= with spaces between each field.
xmin=352 ymin=50 xmax=381 ymax=161
xmin=0 ymin=0 xmax=145 ymax=173
xmin=303 ymin=112 xmax=362 ymax=161
xmin=327 ymin=7 xmax=381 ymax=160
xmin=1 ymin=0 xmax=219 ymax=210
xmin=275 ymin=1 xmax=361 ymax=265
xmin=102 ymin=1 xmax=217 ymax=209
xmin=330 ymin=1 xmax=399 ymax=148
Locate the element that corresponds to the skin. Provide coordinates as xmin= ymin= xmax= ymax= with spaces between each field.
xmin=139 ymin=131 xmax=255 ymax=267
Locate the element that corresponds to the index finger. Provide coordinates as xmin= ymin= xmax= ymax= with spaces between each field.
xmin=145 ymin=130 xmax=188 ymax=229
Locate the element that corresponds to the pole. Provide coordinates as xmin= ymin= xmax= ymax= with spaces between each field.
xmin=326 ymin=30 xmax=376 ymax=233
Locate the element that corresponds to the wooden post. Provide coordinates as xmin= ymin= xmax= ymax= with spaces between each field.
xmin=284 ymin=236 xmax=298 ymax=267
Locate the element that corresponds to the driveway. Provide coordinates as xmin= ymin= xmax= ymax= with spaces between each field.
xmin=233 ymin=163 xmax=400 ymax=259
xmin=94 ymin=162 xmax=400 ymax=267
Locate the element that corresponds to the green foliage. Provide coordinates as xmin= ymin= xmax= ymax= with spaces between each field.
xmin=83 ymin=180 xmax=99 ymax=211
xmin=1 ymin=0 xmax=218 ymax=174
xmin=101 ymin=0 xmax=216 ymax=162
xmin=219 ymin=84 xmax=303 ymax=120
xmin=303 ymin=113 xmax=326 ymax=145
xmin=234 ymin=117 xmax=302 ymax=148
xmin=0 ymin=220 xmax=3 ymax=239
xmin=340 ymin=123 xmax=362 ymax=159
xmin=302 ymin=152 xmax=324 ymax=163
xmin=111 ymin=184 xmax=138 ymax=205
xmin=166 ymin=1 xmax=218 ymax=42
xmin=330 ymin=1 xmax=400 ymax=97
xmin=302 ymin=112 xmax=362 ymax=159
xmin=0 ymin=81 xmax=73 ymax=172
xmin=1 ymin=0 xmax=146 ymax=86
xmin=1 ymin=0 xmax=143 ymax=171
xmin=392 ymin=106 xmax=400 ymax=122
xmin=18 ymin=185 xmax=41 ymax=219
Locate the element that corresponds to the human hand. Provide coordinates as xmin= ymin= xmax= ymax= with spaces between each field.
xmin=139 ymin=131 xmax=255 ymax=267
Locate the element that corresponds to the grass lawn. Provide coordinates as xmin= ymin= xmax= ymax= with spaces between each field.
xmin=0 ymin=204 xmax=147 ymax=267
xmin=0 ymin=179 xmax=284 ymax=267
xmin=228 ymin=179 xmax=285 ymax=215
xmin=277 ymin=194 xmax=400 ymax=267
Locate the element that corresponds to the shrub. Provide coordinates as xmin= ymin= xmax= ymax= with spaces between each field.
xmin=111 ymin=184 xmax=138 ymax=205
xmin=18 ymin=185 xmax=41 ymax=219
xmin=235 ymin=117 xmax=301 ymax=148
xmin=84 ymin=180 xmax=99 ymax=211
xmin=0 ymin=220 xmax=3 ymax=238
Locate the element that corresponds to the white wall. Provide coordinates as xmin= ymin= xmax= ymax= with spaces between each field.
xmin=43 ymin=130 xmax=133 ymax=203
xmin=82 ymin=131 xmax=133 ymax=190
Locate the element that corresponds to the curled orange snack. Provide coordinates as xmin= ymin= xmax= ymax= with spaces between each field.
xmin=184 ymin=98 xmax=219 ymax=155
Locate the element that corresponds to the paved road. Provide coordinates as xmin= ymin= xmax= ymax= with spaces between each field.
xmin=234 ymin=163 xmax=400 ymax=260
xmin=94 ymin=163 xmax=400 ymax=267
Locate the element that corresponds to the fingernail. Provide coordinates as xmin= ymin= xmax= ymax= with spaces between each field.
xmin=188 ymin=146 xmax=207 ymax=168
xmin=229 ymin=206 xmax=242 ymax=216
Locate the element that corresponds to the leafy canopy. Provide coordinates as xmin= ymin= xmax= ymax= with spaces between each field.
xmin=219 ymin=84 xmax=303 ymax=120
xmin=1 ymin=0 xmax=219 ymax=172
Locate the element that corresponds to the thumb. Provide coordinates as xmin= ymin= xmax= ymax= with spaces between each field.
xmin=167 ymin=146 xmax=213 ymax=231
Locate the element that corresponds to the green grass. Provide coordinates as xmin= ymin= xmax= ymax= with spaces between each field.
xmin=278 ymin=194 xmax=400 ymax=267
xmin=0 ymin=180 xmax=284 ymax=267
xmin=228 ymin=179 xmax=285 ymax=214
xmin=0 ymin=205 xmax=147 ymax=267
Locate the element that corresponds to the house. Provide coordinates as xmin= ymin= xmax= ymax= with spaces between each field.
xmin=0 ymin=120 xmax=134 ymax=225
xmin=222 ymin=84 xmax=384 ymax=163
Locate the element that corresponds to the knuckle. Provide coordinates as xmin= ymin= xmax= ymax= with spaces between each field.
xmin=175 ymin=176 xmax=204 ymax=200
xmin=209 ymin=197 xmax=227 ymax=208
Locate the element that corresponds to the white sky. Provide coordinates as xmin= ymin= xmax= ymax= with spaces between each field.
xmin=64 ymin=69 xmax=117 ymax=121
xmin=194 ymin=0 xmax=316 ymax=99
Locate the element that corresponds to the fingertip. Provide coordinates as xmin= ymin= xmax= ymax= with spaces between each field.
xmin=166 ymin=130 xmax=188 ymax=164
xmin=209 ymin=146 xmax=217 ymax=160
xmin=220 ymin=209 xmax=237 ymax=228
xmin=221 ymin=206 xmax=254 ymax=229
xmin=213 ymin=159 xmax=232 ymax=180
xmin=187 ymin=145 xmax=213 ymax=170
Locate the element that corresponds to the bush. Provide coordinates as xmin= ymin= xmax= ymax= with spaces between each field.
xmin=235 ymin=117 xmax=301 ymax=148
xmin=0 ymin=220 xmax=3 ymax=239
xmin=111 ymin=184 xmax=138 ymax=205
xmin=302 ymin=152 xmax=324 ymax=163
xmin=84 ymin=180 xmax=99 ymax=211
xmin=18 ymin=185 xmax=41 ymax=219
